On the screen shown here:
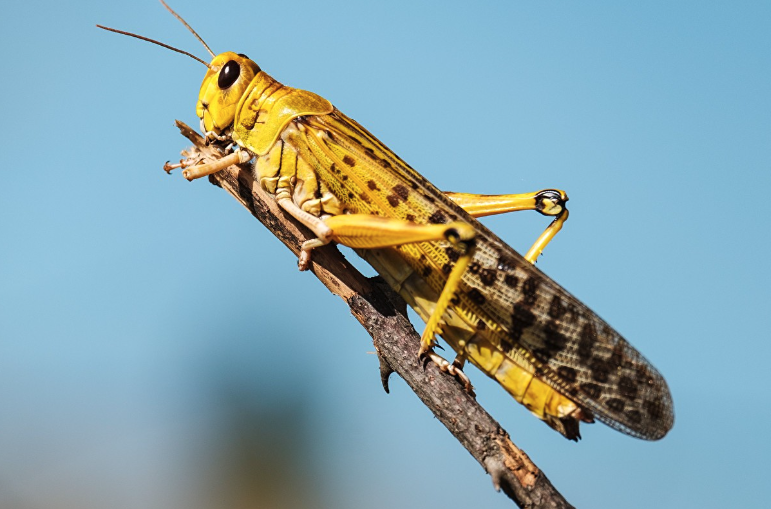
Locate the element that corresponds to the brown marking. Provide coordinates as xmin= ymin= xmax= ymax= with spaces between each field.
xmin=386 ymin=194 xmax=400 ymax=207
xmin=548 ymin=295 xmax=566 ymax=320
xmin=359 ymin=192 xmax=372 ymax=204
xmin=626 ymin=410 xmax=643 ymax=424
xmin=609 ymin=343 xmax=626 ymax=369
xmin=393 ymin=184 xmax=410 ymax=200
xmin=479 ymin=268 xmax=497 ymax=287
xmin=521 ymin=277 xmax=540 ymax=306
xmin=605 ymin=398 xmax=626 ymax=413
xmin=538 ymin=323 xmax=569 ymax=359
xmin=557 ymin=366 xmax=578 ymax=384
xmin=405 ymin=214 xmax=416 ymax=222
xmin=580 ymin=382 xmax=602 ymax=399
xmin=497 ymin=256 xmax=517 ymax=272
xmin=617 ymin=376 xmax=638 ymax=399
xmin=578 ymin=322 xmax=596 ymax=361
xmin=510 ymin=304 xmax=536 ymax=342
xmin=444 ymin=246 xmax=460 ymax=262
xmin=342 ymin=155 xmax=356 ymax=166
xmin=441 ymin=262 xmax=453 ymax=274
xmin=467 ymin=288 xmax=486 ymax=306
xmin=504 ymin=274 xmax=519 ymax=289
xmin=367 ymin=180 xmax=380 ymax=191
xmin=468 ymin=261 xmax=481 ymax=274
xmin=589 ymin=357 xmax=610 ymax=383
xmin=644 ymin=400 xmax=664 ymax=420
xmin=428 ymin=210 xmax=448 ymax=224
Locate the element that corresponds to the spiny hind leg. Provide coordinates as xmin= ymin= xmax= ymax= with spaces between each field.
xmin=444 ymin=189 xmax=569 ymax=264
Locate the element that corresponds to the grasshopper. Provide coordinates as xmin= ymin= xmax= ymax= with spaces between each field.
xmin=99 ymin=1 xmax=673 ymax=441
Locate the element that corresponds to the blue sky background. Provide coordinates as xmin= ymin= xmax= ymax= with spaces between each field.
xmin=1 ymin=1 xmax=769 ymax=508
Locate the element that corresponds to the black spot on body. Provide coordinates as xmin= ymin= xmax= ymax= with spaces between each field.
xmin=479 ymin=268 xmax=497 ymax=287
xmin=521 ymin=277 xmax=540 ymax=306
xmin=393 ymin=184 xmax=410 ymax=200
xmin=476 ymin=319 xmax=487 ymax=331
xmin=428 ymin=210 xmax=447 ymax=224
xmin=644 ymin=400 xmax=664 ymax=420
xmin=421 ymin=266 xmax=432 ymax=278
xmin=405 ymin=214 xmax=416 ymax=222
xmin=468 ymin=262 xmax=481 ymax=274
xmin=557 ymin=366 xmax=578 ymax=383
xmin=444 ymin=247 xmax=460 ymax=262
xmin=625 ymin=410 xmax=643 ymax=424
xmin=497 ymin=256 xmax=516 ymax=272
xmin=618 ymin=376 xmax=638 ymax=399
xmin=578 ymin=322 xmax=596 ymax=360
xmin=442 ymin=262 xmax=453 ymax=274
xmin=580 ymin=382 xmax=602 ymax=399
xmin=589 ymin=357 xmax=610 ymax=383
xmin=467 ymin=288 xmax=486 ymax=306
xmin=342 ymin=155 xmax=356 ymax=166
xmin=504 ymin=274 xmax=519 ymax=289
xmin=609 ymin=344 xmax=626 ymax=369
xmin=548 ymin=296 xmax=566 ymax=319
xmin=510 ymin=304 xmax=537 ymax=342
xmin=538 ymin=323 xmax=569 ymax=359
xmin=605 ymin=398 xmax=626 ymax=412
xmin=330 ymin=162 xmax=338 ymax=174
xmin=347 ymin=192 xmax=354 ymax=199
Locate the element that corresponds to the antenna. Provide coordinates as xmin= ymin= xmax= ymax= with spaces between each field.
xmin=159 ymin=0 xmax=216 ymax=58
xmin=96 ymin=25 xmax=212 ymax=69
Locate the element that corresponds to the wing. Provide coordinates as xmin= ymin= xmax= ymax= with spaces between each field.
xmin=299 ymin=110 xmax=674 ymax=440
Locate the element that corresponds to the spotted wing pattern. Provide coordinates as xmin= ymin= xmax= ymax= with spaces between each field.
xmin=296 ymin=111 xmax=673 ymax=440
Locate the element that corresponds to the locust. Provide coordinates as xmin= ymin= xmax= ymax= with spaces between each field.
xmin=98 ymin=1 xmax=673 ymax=441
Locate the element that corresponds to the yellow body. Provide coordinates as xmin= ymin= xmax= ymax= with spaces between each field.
xmin=190 ymin=53 xmax=673 ymax=440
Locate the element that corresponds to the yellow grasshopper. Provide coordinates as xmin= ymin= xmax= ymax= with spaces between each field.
xmin=99 ymin=1 xmax=673 ymax=441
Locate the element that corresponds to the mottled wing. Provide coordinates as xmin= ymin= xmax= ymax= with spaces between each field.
xmin=300 ymin=110 xmax=673 ymax=440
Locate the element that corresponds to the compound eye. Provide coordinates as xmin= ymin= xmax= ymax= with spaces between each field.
xmin=218 ymin=60 xmax=240 ymax=89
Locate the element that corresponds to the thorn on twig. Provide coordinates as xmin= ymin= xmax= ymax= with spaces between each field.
xmin=376 ymin=346 xmax=395 ymax=393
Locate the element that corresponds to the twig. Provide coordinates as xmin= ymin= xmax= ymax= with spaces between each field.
xmin=171 ymin=120 xmax=575 ymax=509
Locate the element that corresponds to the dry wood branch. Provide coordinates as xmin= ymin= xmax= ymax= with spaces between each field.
xmin=171 ymin=120 xmax=574 ymax=509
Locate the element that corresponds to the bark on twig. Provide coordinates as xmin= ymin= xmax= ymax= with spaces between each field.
xmin=171 ymin=120 xmax=574 ymax=509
